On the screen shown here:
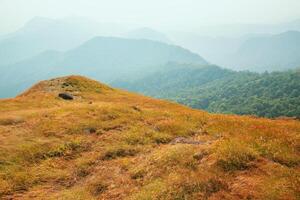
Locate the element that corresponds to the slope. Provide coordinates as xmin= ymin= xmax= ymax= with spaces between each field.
xmin=0 ymin=76 xmax=299 ymax=199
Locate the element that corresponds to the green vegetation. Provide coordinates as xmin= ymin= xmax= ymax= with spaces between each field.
xmin=115 ymin=63 xmax=300 ymax=118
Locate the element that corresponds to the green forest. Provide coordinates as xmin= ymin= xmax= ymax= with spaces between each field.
xmin=115 ymin=63 xmax=300 ymax=118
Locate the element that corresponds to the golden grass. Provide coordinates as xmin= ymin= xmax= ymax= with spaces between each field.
xmin=0 ymin=76 xmax=299 ymax=199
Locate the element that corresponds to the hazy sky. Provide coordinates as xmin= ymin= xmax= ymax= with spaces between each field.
xmin=1 ymin=0 xmax=300 ymax=34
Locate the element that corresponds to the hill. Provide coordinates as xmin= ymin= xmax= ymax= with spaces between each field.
xmin=0 ymin=37 xmax=207 ymax=98
xmin=125 ymin=27 xmax=172 ymax=44
xmin=0 ymin=75 xmax=299 ymax=199
xmin=0 ymin=17 xmax=133 ymax=66
xmin=233 ymin=31 xmax=300 ymax=71
xmin=114 ymin=63 xmax=300 ymax=118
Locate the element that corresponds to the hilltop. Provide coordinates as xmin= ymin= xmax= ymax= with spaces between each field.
xmin=0 ymin=76 xmax=299 ymax=199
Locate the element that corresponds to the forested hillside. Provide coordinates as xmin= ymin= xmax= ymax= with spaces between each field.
xmin=114 ymin=63 xmax=300 ymax=118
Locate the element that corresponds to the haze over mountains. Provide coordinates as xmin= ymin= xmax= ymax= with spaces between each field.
xmin=0 ymin=17 xmax=134 ymax=66
xmin=0 ymin=35 xmax=206 ymax=98
xmin=1 ymin=16 xmax=300 ymax=118
xmin=1 ymin=0 xmax=300 ymax=199
xmin=167 ymin=19 xmax=300 ymax=71
xmin=2 ymin=16 xmax=300 ymax=69
xmin=233 ymin=31 xmax=300 ymax=71
xmin=125 ymin=27 xmax=172 ymax=44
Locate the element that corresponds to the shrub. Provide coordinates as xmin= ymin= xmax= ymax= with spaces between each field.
xmin=102 ymin=146 xmax=139 ymax=160
xmin=130 ymin=169 xmax=146 ymax=180
xmin=168 ymin=177 xmax=226 ymax=199
xmin=46 ymin=141 xmax=84 ymax=158
xmin=88 ymin=181 xmax=108 ymax=196
xmin=0 ymin=116 xmax=24 ymax=126
xmin=1 ymin=169 xmax=33 ymax=195
xmin=255 ymin=140 xmax=300 ymax=167
xmin=155 ymin=119 xmax=198 ymax=137
xmin=129 ymin=179 xmax=167 ymax=200
xmin=214 ymin=139 xmax=258 ymax=171
xmin=147 ymin=145 xmax=199 ymax=172
xmin=150 ymin=132 xmax=173 ymax=144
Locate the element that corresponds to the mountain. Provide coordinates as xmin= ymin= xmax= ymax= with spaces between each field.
xmin=0 ymin=75 xmax=299 ymax=199
xmin=125 ymin=27 xmax=172 ymax=44
xmin=167 ymin=19 xmax=300 ymax=71
xmin=0 ymin=50 xmax=63 ymax=97
xmin=0 ymin=37 xmax=207 ymax=98
xmin=0 ymin=17 xmax=131 ymax=66
xmin=167 ymin=32 xmax=248 ymax=67
xmin=232 ymin=31 xmax=300 ymax=71
xmin=174 ymin=18 xmax=300 ymax=38
xmin=114 ymin=63 xmax=300 ymax=118
xmin=169 ymin=31 xmax=300 ymax=72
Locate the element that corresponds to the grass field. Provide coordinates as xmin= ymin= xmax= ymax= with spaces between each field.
xmin=0 ymin=76 xmax=299 ymax=199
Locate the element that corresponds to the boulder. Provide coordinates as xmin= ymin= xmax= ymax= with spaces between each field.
xmin=84 ymin=127 xmax=97 ymax=134
xmin=58 ymin=93 xmax=74 ymax=100
xmin=193 ymin=151 xmax=209 ymax=160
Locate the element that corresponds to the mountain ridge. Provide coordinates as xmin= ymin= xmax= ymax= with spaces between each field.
xmin=0 ymin=36 xmax=207 ymax=98
xmin=234 ymin=30 xmax=300 ymax=71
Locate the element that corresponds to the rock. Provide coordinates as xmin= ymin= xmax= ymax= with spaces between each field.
xmin=84 ymin=127 xmax=97 ymax=134
xmin=193 ymin=151 xmax=209 ymax=160
xmin=132 ymin=105 xmax=142 ymax=112
xmin=0 ymin=160 xmax=7 ymax=165
xmin=62 ymin=82 xmax=70 ymax=87
xmin=170 ymin=137 xmax=205 ymax=145
xmin=58 ymin=93 xmax=74 ymax=100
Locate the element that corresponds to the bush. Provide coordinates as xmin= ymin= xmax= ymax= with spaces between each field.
xmin=88 ymin=181 xmax=108 ymax=196
xmin=102 ymin=146 xmax=139 ymax=160
xmin=0 ymin=116 xmax=24 ymax=126
xmin=214 ymin=139 xmax=258 ymax=171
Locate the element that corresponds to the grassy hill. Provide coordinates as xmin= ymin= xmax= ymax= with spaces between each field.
xmin=0 ymin=76 xmax=299 ymax=199
xmin=114 ymin=63 xmax=300 ymax=118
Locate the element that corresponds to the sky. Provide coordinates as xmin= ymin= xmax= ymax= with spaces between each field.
xmin=1 ymin=0 xmax=300 ymax=34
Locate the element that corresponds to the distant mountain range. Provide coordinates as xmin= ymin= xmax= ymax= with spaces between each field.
xmin=233 ymin=31 xmax=300 ymax=71
xmin=169 ymin=30 xmax=300 ymax=72
xmin=0 ymin=17 xmax=172 ymax=66
xmin=2 ymin=16 xmax=300 ymax=72
xmin=0 ymin=17 xmax=100 ymax=66
xmin=0 ymin=37 xmax=207 ymax=98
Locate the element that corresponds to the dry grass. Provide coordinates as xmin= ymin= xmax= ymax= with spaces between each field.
xmin=0 ymin=75 xmax=299 ymax=199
